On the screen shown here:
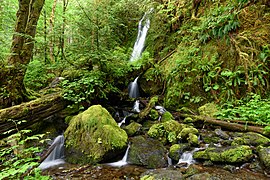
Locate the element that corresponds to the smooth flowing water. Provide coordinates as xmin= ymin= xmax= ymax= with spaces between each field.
xmin=107 ymin=144 xmax=130 ymax=167
xmin=128 ymin=76 xmax=140 ymax=98
xmin=130 ymin=8 xmax=153 ymax=62
xmin=133 ymin=100 xmax=140 ymax=113
xmin=39 ymin=135 xmax=65 ymax=170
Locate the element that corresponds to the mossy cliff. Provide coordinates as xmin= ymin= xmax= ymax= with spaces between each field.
xmin=64 ymin=105 xmax=128 ymax=164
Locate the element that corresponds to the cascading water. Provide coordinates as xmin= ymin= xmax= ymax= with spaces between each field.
xmin=107 ymin=144 xmax=130 ymax=167
xmin=130 ymin=8 xmax=153 ymax=62
xmin=118 ymin=116 xmax=127 ymax=127
xmin=128 ymin=76 xmax=140 ymax=98
xmin=39 ymin=135 xmax=65 ymax=170
xmin=133 ymin=100 xmax=140 ymax=113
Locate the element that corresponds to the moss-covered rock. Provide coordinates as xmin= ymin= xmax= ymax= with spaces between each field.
xmin=169 ymin=143 xmax=190 ymax=161
xmin=231 ymin=132 xmax=270 ymax=147
xmin=161 ymin=111 xmax=174 ymax=122
xmin=64 ymin=105 xmax=128 ymax=164
xmin=198 ymin=103 xmax=218 ymax=117
xmin=123 ymin=122 xmax=142 ymax=136
xmin=139 ymin=96 xmax=159 ymax=119
xmin=258 ymin=146 xmax=270 ymax=169
xmin=178 ymin=127 xmax=199 ymax=139
xmin=187 ymin=133 xmax=199 ymax=146
xmin=193 ymin=145 xmax=253 ymax=163
xmin=148 ymin=120 xmax=186 ymax=144
xmin=128 ymin=136 xmax=168 ymax=168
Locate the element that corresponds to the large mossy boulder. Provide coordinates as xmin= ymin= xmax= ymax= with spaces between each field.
xmin=64 ymin=105 xmax=128 ymax=164
xmin=128 ymin=136 xmax=168 ymax=168
xmin=123 ymin=122 xmax=142 ymax=136
xmin=193 ymin=145 xmax=253 ymax=163
xmin=148 ymin=120 xmax=186 ymax=144
xmin=169 ymin=143 xmax=190 ymax=161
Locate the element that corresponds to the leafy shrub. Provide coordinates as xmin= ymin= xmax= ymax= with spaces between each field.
xmin=0 ymin=120 xmax=51 ymax=179
xmin=216 ymin=93 xmax=270 ymax=125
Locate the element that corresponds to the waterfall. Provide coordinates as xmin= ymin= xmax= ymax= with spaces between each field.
xmin=133 ymin=100 xmax=140 ymax=113
xmin=128 ymin=76 xmax=140 ymax=98
xmin=39 ymin=135 xmax=65 ymax=170
xmin=118 ymin=116 xmax=127 ymax=127
xmin=130 ymin=8 xmax=153 ymax=62
xmin=107 ymin=144 xmax=130 ymax=167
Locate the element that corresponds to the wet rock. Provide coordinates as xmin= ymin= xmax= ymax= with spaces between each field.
xmin=186 ymin=172 xmax=212 ymax=180
xmin=193 ymin=145 xmax=253 ymax=163
xmin=231 ymin=132 xmax=270 ymax=147
xmin=128 ymin=136 xmax=168 ymax=168
xmin=169 ymin=143 xmax=190 ymax=161
xmin=258 ymin=146 xmax=270 ymax=169
xmin=178 ymin=127 xmax=199 ymax=139
xmin=214 ymin=129 xmax=230 ymax=140
xmin=198 ymin=103 xmax=218 ymax=117
xmin=64 ymin=105 xmax=128 ymax=164
xmin=140 ymin=169 xmax=183 ymax=180
xmin=148 ymin=120 xmax=186 ymax=144
xmin=123 ymin=122 xmax=142 ymax=136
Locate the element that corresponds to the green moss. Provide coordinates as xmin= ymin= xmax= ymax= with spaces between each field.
xmin=123 ymin=122 xmax=142 ymax=136
xmin=148 ymin=120 xmax=185 ymax=144
xmin=169 ymin=144 xmax=181 ymax=161
xmin=232 ymin=132 xmax=270 ymax=147
xmin=183 ymin=117 xmax=194 ymax=123
xmin=187 ymin=133 xmax=199 ymax=146
xmin=193 ymin=145 xmax=253 ymax=163
xmin=149 ymin=109 xmax=159 ymax=120
xmin=178 ymin=127 xmax=199 ymax=139
xmin=64 ymin=105 xmax=128 ymax=164
xmin=258 ymin=146 xmax=270 ymax=169
xmin=161 ymin=111 xmax=174 ymax=122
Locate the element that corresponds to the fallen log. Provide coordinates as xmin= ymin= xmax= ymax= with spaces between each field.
xmin=178 ymin=114 xmax=270 ymax=137
xmin=0 ymin=92 xmax=68 ymax=138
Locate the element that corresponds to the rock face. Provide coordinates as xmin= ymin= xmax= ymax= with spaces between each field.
xmin=64 ymin=105 xmax=128 ymax=164
xmin=128 ymin=136 xmax=168 ymax=168
xmin=231 ymin=132 xmax=270 ymax=147
xmin=193 ymin=145 xmax=253 ymax=163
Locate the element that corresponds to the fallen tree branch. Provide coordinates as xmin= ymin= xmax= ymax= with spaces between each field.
xmin=179 ymin=114 xmax=269 ymax=137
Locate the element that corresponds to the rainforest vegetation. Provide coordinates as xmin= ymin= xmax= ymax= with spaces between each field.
xmin=0 ymin=0 xmax=270 ymax=179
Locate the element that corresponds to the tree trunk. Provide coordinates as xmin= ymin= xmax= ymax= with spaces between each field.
xmin=49 ymin=0 xmax=57 ymax=63
xmin=0 ymin=0 xmax=45 ymax=108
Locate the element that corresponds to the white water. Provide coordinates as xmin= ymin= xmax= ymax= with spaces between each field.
xmin=39 ymin=135 xmax=65 ymax=170
xmin=118 ymin=116 xmax=127 ymax=127
xmin=133 ymin=100 xmax=140 ymax=113
xmin=107 ymin=144 xmax=130 ymax=167
xmin=128 ymin=76 xmax=140 ymax=98
xmin=130 ymin=8 xmax=153 ymax=62
xmin=177 ymin=146 xmax=208 ymax=167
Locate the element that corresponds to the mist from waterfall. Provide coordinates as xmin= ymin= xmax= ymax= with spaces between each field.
xmin=130 ymin=8 xmax=153 ymax=62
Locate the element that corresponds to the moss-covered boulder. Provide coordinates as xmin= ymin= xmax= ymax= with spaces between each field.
xmin=258 ymin=146 xmax=270 ymax=169
xmin=140 ymin=169 xmax=183 ymax=180
xmin=64 ymin=105 xmax=128 ymax=164
xmin=148 ymin=120 xmax=186 ymax=144
xmin=123 ymin=122 xmax=142 ymax=136
xmin=128 ymin=136 xmax=168 ymax=168
xmin=198 ymin=103 xmax=218 ymax=117
xmin=193 ymin=145 xmax=253 ymax=163
xmin=139 ymin=96 xmax=159 ymax=119
xmin=178 ymin=127 xmax=199 ymax=139
xmin=169 ymin=143 xmax=190 ymax=161
xmin=149 ymin=109 xmax=159 ymax=120
xmin=231 ymin=132 xmax=270 ymax=147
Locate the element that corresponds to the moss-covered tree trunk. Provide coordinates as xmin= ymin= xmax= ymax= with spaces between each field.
xmin=0 ymin=0 xmax=45 ymax=108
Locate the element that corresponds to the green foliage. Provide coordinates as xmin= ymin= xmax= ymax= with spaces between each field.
xmin=24 ymin=59 xmax=56 ymax=90
xmin=216 ymin=94 xmax=270 ymax=125
xmin=196 ymin=6 xmax=240 ymax=43
xmin=0 ymin=120 xmax=51 ymax=179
